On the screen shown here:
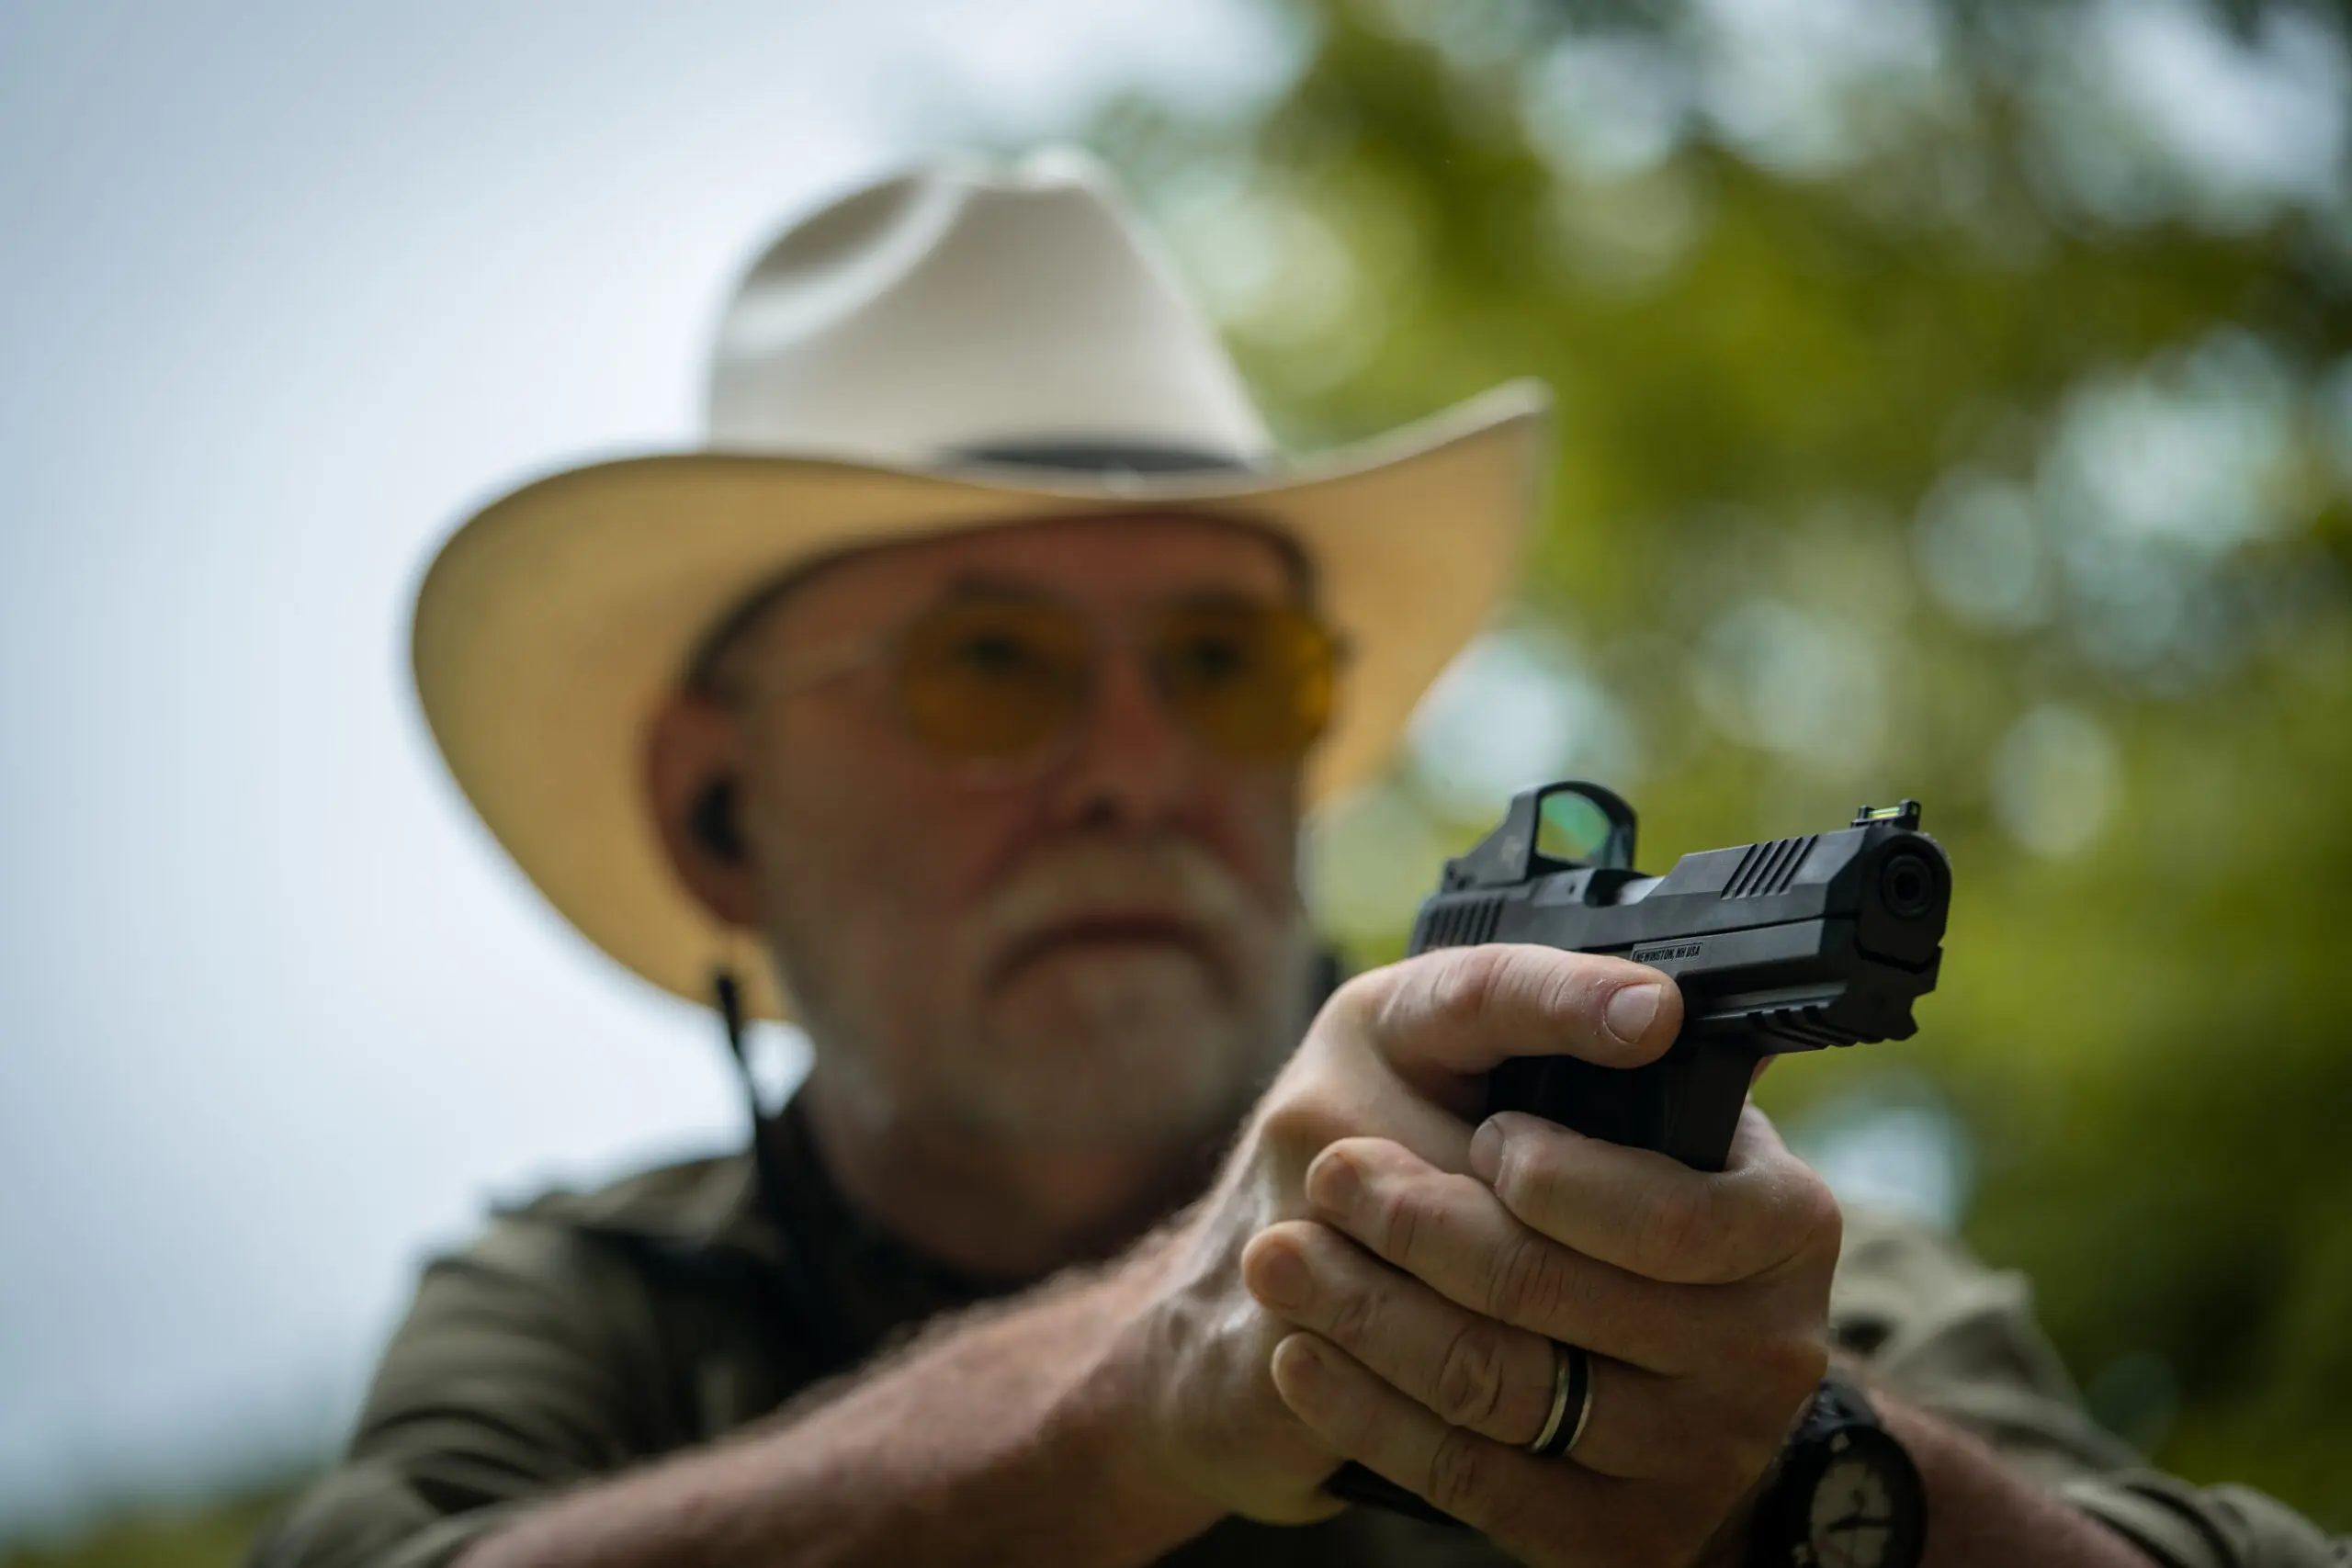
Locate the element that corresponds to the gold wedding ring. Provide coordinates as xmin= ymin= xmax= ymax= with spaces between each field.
xmin=1529 ymin=1341 xmax=1596 ymax=1460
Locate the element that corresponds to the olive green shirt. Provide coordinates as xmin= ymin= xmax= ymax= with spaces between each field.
xmin=251 ymin=1101 xmax=2344 ymax=1568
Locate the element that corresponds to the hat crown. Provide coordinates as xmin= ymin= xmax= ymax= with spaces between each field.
xmin=707 ymin=149 xmax=1274 ymax=469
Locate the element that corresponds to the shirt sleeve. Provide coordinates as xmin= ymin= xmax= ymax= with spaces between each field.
xmin=247 ymin=1215 xmax=676 ymax=1568
xmin=1831 ymin=1208 xmax=2347 ymax=1568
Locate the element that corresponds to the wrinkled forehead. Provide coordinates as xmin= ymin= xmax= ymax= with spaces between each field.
xmin=690 ymin=511 xmax=1316 ymax=682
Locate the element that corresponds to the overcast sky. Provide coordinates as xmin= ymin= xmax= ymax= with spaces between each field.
xmin=0 ymin=1 xmax=1299 ymax=1537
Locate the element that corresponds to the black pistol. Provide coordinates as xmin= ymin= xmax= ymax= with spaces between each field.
xmin=1422 ymin=780 xmax=1951 ymax=1172
xmin=1327 ymin=781 xmax=1951 ymax=1523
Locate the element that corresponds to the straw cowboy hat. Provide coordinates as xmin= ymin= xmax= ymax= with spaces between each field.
xmin=413 ymin=147 xmax=1551 ymax=1021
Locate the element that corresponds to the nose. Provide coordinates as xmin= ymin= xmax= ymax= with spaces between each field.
xmin=1043 ymin=644 xmax=1197 ymax=828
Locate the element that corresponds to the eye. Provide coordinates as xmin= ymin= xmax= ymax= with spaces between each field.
xmin=1159 ymin=601 xmax=1280 ymax=688
xmin=1171 ymin=628 xmax=1252 ymax=683
xmin=904 ymin=595 xmax=1090 ymax=692
xmin=953 ymin=626 xmax=1043 ymax=676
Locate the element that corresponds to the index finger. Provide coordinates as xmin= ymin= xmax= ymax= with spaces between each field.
xmin=1344 ymin=944 xmax=1683 ymax=1093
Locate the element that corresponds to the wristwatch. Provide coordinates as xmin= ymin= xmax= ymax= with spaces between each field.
xmin=1745 ymin=1374 xmax=1927 ymax=1568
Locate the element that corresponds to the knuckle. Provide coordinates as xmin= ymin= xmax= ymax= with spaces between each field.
xmin=1484 ymin=1231 xmax=1577 ymax=1329
xmin=1372 ymin=1175 xmax=1438 ymax=1262
xmin=1794 ymin=1169 xmax=1845 ymax=1258
xmin=1323 ymin=968 xmax=1385 ymax=1032
xmin=1418 ymin=945 xmax=1512 ymax=1033
xmin=1257 ymin=1091 xmax=1345 ymax=1163
xmin=1485 ymin=1133 xmax=1544 ymax=1218
xmin=1422 ymin=1424 xmax=1495 ymax=1518
xmin=1430 ymin=1322 xmax=1513 ymax=1430
xmin=1325 ymin=1277 xmax=1382 ymax=1350
xmin=1534 ymin=954 xmax=1601 ymax=1030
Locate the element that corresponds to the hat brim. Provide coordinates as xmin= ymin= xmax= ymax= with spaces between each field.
xmin=413 ymin=378 xmax=1552 ymax=1021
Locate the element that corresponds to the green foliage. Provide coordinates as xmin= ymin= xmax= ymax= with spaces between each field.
xmin=1099 ymin=0 xmax=2352 ymax=1529
xmin=0 ymin=1491 xmax=288 ymax=1568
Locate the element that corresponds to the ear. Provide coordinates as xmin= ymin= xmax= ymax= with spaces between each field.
xmin=643 ymin=690 xmax=763 ymax=931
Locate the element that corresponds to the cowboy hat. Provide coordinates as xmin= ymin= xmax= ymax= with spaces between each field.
xmin=413 ymin=147 xmax=1550 ymax=1021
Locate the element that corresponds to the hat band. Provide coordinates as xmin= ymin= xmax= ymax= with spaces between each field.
xmin=947 ymin=438 xmax=1258 ymax=476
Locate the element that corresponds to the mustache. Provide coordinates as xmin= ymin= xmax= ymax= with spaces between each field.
xmin=967 ymin=837 xmax=1270 ymax=987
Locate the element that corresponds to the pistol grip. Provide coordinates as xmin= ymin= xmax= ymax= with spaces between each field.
xmin=1486 ymin=1032 xmax=1761 ymax=1173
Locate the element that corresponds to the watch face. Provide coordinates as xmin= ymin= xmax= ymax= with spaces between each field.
xmin=1800 ymin=1430 xmax=1926 ymax=1568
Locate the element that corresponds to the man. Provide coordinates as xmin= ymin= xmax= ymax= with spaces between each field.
xmin=253 ymin=151 xmax=2343 ymax=1568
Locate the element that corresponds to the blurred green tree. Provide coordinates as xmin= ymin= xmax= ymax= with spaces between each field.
xmin=0 ymin=1492 xmax=287 ymax=1568
xmin=1082 ymin=0 xmax=2352 ymax=1527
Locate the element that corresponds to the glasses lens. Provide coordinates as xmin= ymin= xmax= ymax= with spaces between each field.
xmin=894 ymin=595 xmax=1092 ymax=761
xmin=1150 ymin=598 xmax=1339 ymax=761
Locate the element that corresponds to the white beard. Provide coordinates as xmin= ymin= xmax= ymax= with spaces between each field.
xmin=767 ymin=836 xmax=1312 ymax=1155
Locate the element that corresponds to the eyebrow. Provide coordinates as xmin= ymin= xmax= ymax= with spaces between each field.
xmin=934 ymin=572 xmax=1057 ymax=598
xmin=926 ymin=572 xmax=1283 ymax=602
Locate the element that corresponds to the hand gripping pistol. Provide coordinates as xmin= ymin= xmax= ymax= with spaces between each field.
xmin=1327 ymin=782 xmax=1951 ymax=1524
